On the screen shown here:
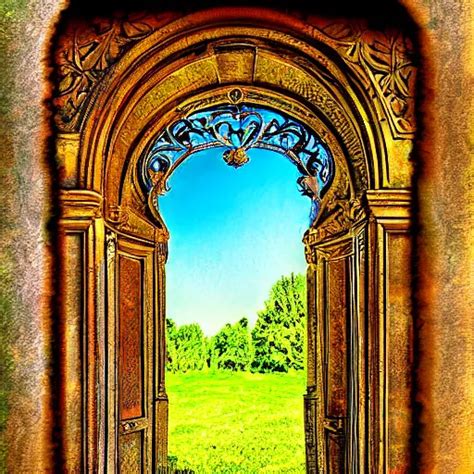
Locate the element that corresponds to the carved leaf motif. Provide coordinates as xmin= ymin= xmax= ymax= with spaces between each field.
xmin=55 ymin=15 xmax=155 ymax=129
xmin=321 ymin=23 xmax=361 ymax=43
xmin=318 ymin=22 xmax=416 ymax=136
xmin=122 ymin=19 xmax=153 ymax=39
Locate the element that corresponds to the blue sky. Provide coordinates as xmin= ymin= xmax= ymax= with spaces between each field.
xmin=160 ymin=147 xmax=310 ymax=336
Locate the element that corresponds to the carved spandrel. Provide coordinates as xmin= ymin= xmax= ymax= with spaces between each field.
xmin=54 ymin=13 xmax=180 ymax=131
xmin=115 ymin=59 xmax=220 ymax=150
xmin=313 ymin=21 xmax=416 ymax=138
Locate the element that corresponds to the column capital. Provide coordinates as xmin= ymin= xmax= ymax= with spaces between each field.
xmin=59 ymin=189 xmax=103 ymax=229
xmin=365 ymin=189 xmax=412 ymax=220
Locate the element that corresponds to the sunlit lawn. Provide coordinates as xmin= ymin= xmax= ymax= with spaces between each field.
xmin=167 ymin=370 xmax=306 ymax=473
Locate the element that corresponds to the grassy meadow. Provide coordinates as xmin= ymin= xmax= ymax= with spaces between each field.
xmin=167 ymin=370 xmax=306 ymax=473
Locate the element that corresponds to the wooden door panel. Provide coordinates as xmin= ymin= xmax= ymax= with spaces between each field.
xmin=322 ymin=252 xmax=350 ymax=472
xmin=308 ymin=231 xmax=364 ymax=473
xmin=119 ymin=432 xmax=144 ymax=472
xmin=306 ymin=208 xmax=413 ymax=473
xmin=325 ymin=258 xmax=348 ymax=419
xmin=110 ymin=235 xmax=155 ymax=473
xmin=119 ymin=256 xmax=144 ymax=421
xmin=327 ymin=433 xmax=345 ymax=474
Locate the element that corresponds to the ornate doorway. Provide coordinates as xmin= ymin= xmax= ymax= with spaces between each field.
xmin=54 ymin=7 xmax=415 ymax=472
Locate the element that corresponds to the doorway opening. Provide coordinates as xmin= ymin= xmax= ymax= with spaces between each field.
xmin=159 ymin=144 xmax=312 ymax=471
xmin=142 ymin=102 xmax=334 ymax=471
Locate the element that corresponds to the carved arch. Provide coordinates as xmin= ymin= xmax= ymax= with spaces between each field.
xmin=67 ymin=10 xmax=393 ymax=243
xmin=54 ymin=7 xmax=415 ymax=473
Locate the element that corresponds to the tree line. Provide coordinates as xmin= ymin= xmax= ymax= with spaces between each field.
xmin=166 ymin=273 xmax=306 ymax=373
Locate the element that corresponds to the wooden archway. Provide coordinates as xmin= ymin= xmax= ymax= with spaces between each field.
xmin=55 ymin=7 xmax=415 ymax=472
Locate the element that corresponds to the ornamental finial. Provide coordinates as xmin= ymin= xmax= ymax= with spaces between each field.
xmin=222 ymin=147 xmax=250 ymax=168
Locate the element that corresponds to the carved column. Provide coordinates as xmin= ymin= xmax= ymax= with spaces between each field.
xmin=303 ymin=193 xmax=368 ymax=474
xmin=304 ymin=244 xmax=319 ymax=474
xmin=57 ymin=189 xmax=106 ymax=472
xmin=154 ymin=240 xmax=169 ymax=469
xmin=304 ymin=189 xmax=413 ymax=473
xmin=365 ymin=190 xmax=413 ymax=473
xmin=105 ymin=230 xmax=118 ymax=472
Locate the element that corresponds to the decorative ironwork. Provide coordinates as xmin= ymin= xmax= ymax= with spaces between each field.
xmin=141 ymin=103 xmax=334 ymax=223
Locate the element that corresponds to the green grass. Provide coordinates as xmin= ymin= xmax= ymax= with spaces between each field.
xmin=167 ymin=370 xmax=306 ymax=473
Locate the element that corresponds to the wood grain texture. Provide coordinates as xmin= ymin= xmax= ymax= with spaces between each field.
xmin=119 ymin=256 xmax=144 ymax=421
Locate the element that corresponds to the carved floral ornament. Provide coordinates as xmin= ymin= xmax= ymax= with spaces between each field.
xmin=139 ymin=98 xmax=335 ymax=224
xmin=54 ymin=14 xmax=416 ymax=138
xmin=317 ymin=22 xmax=416 ymax=136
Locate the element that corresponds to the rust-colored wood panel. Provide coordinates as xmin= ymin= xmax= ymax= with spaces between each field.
xmin=119 ymin=256 xmax=144 ymax=421
xmin=386 ymin=232 xmax=413 ymax=472
xmin=327 ymin=433 xmax=345 ymax=474
xmin=326 ymin=258 xmax=348 ymax=418
xmin=119 ymin=431 xmax=143 ymax=473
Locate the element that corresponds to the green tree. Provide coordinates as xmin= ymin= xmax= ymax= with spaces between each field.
xmin=251 ymin=273 xmax=306 ymax=372
xmin=167 ymin=320 xmax=207 ymax=372
xmin=209 ymin=318 xmax=254 ymax=371
xmin=166 ymin=318 xmax=179 ymax=372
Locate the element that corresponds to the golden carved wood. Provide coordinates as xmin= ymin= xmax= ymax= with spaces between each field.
xmin=53 ymin=7 xmax=416 ymax=473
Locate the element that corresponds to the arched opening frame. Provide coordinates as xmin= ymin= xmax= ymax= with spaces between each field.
xmin=56 ymin=7 xmax=414 ymax=473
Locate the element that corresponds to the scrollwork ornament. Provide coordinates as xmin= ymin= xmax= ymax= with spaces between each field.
xmin=142 ymin=103 xmax=335 ymax=224
xmin=309 ymin=168 xmax=367 ymax=244
xmin=316 ymin=21 xmax=416 ymax=137
xmin=106 ymin=232 xmax=116 ymax=264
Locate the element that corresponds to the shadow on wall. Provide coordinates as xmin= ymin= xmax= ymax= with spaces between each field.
xmin=60 ymin=0 xmax=417 ymax=32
